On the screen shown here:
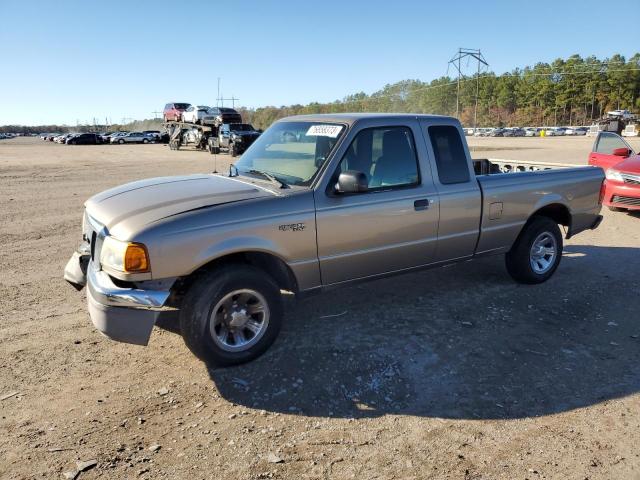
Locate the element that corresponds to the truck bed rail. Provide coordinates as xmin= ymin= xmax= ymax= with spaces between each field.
xmin=473 ymin=158 xmax=576 ymax=175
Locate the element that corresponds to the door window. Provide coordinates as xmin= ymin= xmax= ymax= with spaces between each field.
xmin=337 ymin=126 xmax=419 ymax=189
xmin=594 ymin=132 xmax=631 ymax=154
xmin=428 ymin=125 xmax=470 ymax=184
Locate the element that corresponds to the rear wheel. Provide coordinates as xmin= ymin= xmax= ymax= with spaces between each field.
xmin=505 ymin=216 xmax=563 ymax=284
xmin=143 ymin=138 xmax=149 ymax=144
xmin=118 ymin=139 xmax=125 ymax=144
xmin=179 ymin=265 xmax=283 ymax=366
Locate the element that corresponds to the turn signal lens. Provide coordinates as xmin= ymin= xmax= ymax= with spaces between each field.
xmin=124 ymin=244 xmax=150 ymax=273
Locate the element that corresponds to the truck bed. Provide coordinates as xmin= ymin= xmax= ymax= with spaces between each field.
xmin=473 ymin=161 xmax=604 ymax=256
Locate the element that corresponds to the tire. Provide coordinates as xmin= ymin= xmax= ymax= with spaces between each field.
xmin=143 ymin=138 xmax=149 ymax=144
xmin=608 ymin=206 xmax=627 ymax=212
xmin=505 ymin=216 xmax=563 ymax=284
xmin=118 ymin=139 xmax=125 ymax=144
xmin=179 ymin=265 xmax=283 ymax=366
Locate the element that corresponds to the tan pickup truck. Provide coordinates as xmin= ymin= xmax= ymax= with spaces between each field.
xmin=65 ymin=114 xmax=605 ymax=366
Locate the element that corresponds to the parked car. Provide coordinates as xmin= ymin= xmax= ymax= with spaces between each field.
xmin=111 ymin=132 xmax=154 ymax=144
xmin=65 ymin=113 xmax=604 ymax=366
xmin=524 ymin=127 xmax=538 ymax=137
xmin=67 ymin=133 xmax=101 ymax=145
xmin=588 ymin=131 xmax=639 ymax=212
xmin=163 ymin=103 xmax=191 ymax=122
xmin=489 ymin=128 xmax=505 ymax=137
xmin=105 ymin=132 xmax=128 ymax=143
xmin=142 ymin=130 xmax=162 ymax=141
xmin=100 ymin=132 xmax=115 ymax=143
xmin=182 ymin=106 xmax=212 ymax=124
xmin=56 ymin=133 xmax=76 ymax=144
xmin=503 ymin=128 xmax=525 ymax=137
xmin=203 ymin=107 xmax=242 ymax=126
xmin=474 ymin=128 xmax=492 ymax=137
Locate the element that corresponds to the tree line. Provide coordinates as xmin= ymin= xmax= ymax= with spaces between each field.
xmin=3 ymin=53 xmax=638 ymax=134
xmin=239 ymin=53 xmax=640 ymax=130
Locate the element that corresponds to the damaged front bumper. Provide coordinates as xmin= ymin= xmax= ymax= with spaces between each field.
xmin=64 ymin=252 xmax=172 ymax=346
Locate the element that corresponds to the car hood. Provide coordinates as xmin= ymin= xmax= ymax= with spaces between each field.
xmin=614 ymin=155 xmax=640 ymax=174
xmin=85 ymin=174 xmax=274 ymax=239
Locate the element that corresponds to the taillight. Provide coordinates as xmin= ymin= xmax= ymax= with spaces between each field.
xmin=598 ymin=180 xmax=606 ymax=205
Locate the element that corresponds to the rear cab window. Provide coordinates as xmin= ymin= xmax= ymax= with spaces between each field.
xmin=428 ymin=125 xmax=470 ymax=184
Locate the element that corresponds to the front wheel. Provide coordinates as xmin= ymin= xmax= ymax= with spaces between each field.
xmin=179 ymin=265 xmax=283 ymax=366
xmin=505 ymin=216 xmax=563 ymax=284
xmin=118 ymin=139 xmax=125 ymax=144
xmin=143 ymin=138 xmax=149 ymax=144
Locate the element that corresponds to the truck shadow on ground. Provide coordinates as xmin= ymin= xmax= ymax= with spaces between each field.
xmin=199 ymin=244 xmax=640 ymax=420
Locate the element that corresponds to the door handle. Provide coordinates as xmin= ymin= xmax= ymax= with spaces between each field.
xmin=414 ymin=199 xmax=430 ymax=211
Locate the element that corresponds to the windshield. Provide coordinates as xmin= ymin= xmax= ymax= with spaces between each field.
xmin=174 ymin=103 xmax=190 ymax=110
xmin=234 ymin=121 xmax=345 ymax=186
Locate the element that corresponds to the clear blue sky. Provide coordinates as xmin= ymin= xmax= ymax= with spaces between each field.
xmin=1 ymin=0 xmax=636 ymax=126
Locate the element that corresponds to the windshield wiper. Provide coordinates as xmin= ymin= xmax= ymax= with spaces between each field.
xmin=247 ymin=169 xmax=289 ymax=189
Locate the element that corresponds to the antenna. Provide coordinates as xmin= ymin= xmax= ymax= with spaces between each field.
xmin=448 ymin=48 xmax=489 ymax=127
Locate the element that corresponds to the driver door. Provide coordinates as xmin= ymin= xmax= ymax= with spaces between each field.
xmin=315 ymin=120 xmax=439 ymax=285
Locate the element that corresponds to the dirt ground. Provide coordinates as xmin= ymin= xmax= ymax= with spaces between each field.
xmin=1 ymin=136 xmax=639 ymax=480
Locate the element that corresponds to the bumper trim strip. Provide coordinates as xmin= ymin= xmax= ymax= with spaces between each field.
xmin=87 ymin=266 xmax=171 ymax=310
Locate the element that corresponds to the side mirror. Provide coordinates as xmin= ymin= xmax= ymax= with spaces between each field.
xmin=613 ymin=147 xmax=631 ymax=157
xmin=336 ymin=170 xmax=368 ymax=193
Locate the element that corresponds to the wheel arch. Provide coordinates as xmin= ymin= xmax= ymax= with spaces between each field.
xmin=528 ymin=202 xmax=571 ymax=230
xmin=169 ymin=250 xmax=299 ymax=307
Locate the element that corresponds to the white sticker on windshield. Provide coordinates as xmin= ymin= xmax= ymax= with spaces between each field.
xmin=306 ymin=125 xmax=343 ymax=138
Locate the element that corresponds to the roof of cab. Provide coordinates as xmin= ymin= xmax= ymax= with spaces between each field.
xmin=277 ymin=113 xmax=455 ymax=125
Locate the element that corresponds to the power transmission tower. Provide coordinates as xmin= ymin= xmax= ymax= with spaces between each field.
xmin=448 ymin=48 xmax=489 ymax=127
xmin=218 ymin=96 xmax=239 ymax=108
xmin=152 ymin=111 xmax=162 ymax=119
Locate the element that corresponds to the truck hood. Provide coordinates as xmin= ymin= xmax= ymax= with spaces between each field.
xmin=85 ymin=174 xmax=274 ymax=239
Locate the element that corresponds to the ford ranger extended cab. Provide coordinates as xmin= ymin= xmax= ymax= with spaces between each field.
xmin=64 ymin=114 xmax=605 ymax=366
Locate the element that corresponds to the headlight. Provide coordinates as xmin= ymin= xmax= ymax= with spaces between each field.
xmin=100 ymin=236 xmax=150 ymax=273
xmin=605 ymin=168 xmax=623 ymax=182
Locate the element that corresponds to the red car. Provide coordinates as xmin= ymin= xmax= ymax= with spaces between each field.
xmin=588 ymin=132 xmax=640 ymax=212
xmin=163 ymin=102 xmax=191 ymax=122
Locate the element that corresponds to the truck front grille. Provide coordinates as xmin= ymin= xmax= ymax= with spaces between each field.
xmin=611 ymin=195 xmax=640 ymax=206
